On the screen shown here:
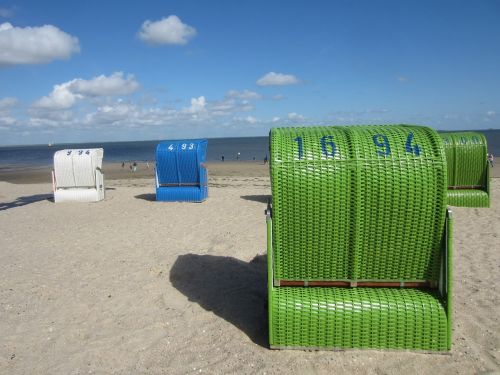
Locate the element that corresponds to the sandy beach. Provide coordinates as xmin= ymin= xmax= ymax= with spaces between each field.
xmin=0 ymin=164 xmax=499 ymax=374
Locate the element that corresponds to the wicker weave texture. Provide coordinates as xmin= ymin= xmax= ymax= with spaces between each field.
xmin=270 ymin=125 xmax=447 ymax=282
xmin=155 ymin=139 xmax=208 ymax=202
xmin=440 ymin=132 xmax=489 ymax=207
xmin=270 ymin=287 xmax=448 ymax=350
xmin=447 ymin=189 xmax=489 ymax=207
xmin=440 ymin=132 xmax=487 ymax=187
xmin=156 ymin=140 xmax=207 ymax=185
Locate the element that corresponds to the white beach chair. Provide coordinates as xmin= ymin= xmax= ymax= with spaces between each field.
xmin=52 ymin=149 xmax=105 ymax=203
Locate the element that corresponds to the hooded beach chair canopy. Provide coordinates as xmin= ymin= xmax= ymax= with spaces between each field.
xmin=267 ymin=125 xmax=454 ymax=351
xmin=52 ymin=148 xmax=105 ymax=203
xmin=155 ymin=139 xmax=208 ymax=202
xmin=440 ymin=132 xmax=490 ymax=207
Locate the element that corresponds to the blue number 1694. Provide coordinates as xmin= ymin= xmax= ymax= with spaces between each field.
xmin=293 ymin=132 xmax=421 ymax=159
xmin=294 ymin=136 xmax=337 ymax=159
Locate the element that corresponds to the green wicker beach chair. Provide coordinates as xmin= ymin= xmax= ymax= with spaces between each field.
xmin=267 ymin=125 xmax=453 ymax=351
xmin=440 ymin=132 xmax=490 ymax=207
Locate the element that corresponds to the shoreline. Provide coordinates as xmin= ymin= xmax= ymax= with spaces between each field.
xmin=1 ymin=161 xmax=498 ymax=184
xmin=0 ymin=161 xmax=270 ymax=184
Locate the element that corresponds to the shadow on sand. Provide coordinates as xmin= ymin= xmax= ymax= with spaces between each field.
xmin=170 ymin=253 xmax=268 ymax=347
xmin=240 ymin=195 xmax=271 ymax=204
xmin=134 ymin=193 xmax=156 ymax=201
xmin=0 ymin=193 xmax=53 ymax=211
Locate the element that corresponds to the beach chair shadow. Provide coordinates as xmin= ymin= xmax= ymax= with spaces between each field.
xmin=240 ymin=195 xmax=271 ymax=203
xmin=134 ymin=193 xmax=156 ymax=201
xmin=0 ymin=193 xmax=53 ymax=211
xmin=170 ymin=254 xmax=268 ymax=347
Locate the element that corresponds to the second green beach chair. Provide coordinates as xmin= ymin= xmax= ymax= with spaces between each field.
xmin=440 ymin=132 xmax=490 ymax=208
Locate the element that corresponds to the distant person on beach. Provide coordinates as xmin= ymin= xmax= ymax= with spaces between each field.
xmin=488 ymin=153 xmax=494 ymax=167
xmin=264 ymin=155 xmax=268 ymax=164
xmin=221 ymin=155 xmax=225 ymax=162
xmin=133 ymin=161 xmax=137 ymax=172
xmin=237 ymin=152 xmax=240 ymax=160
xmin=146 ymin=162 xmax=150 ymax=169
xmin=121 ymin=162 xmax=125 ymax=168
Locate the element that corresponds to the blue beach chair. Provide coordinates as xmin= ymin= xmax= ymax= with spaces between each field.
xmin=155 ymin=139 xmax=208 ymax=202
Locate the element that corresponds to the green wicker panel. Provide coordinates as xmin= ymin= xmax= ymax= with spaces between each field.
xmin=447 ymin=189 xmax=489 ymax=207
xmin=270 ymin=125 xmax=447 ymax=282
xmin=270 ymin=287 xmax=448 ymax=350
xmin=440 ymin=132 xmax=488 ymax=187
xmin=270 ymin=127 xmax=354 ymax=280
xmin=440 ymin=134 xmax=456 ymax=188
xmin=439 ymin=132 xmax=489 ymax=207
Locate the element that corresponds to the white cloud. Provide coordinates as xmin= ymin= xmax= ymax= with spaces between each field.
xmin=0 ymin=22 xmax=80 ymax=66
xmin=34 ymin=72 xmax=139 ymax=110
xmin=272 ymin=116 xmax=281 ymax=122
xmin=0 ymin=8 xmax=13 ymax=18
xmin=29 ymin=108 xmax=74 ymax=124
xmin=244 ymin=115 xmax=258 ymax=124
xmin=0 ymin=97 xmax=18 ymax=128
xmin=212 ymin=100 xmax=252 ymax=115
xmin=483 ymin=110 xmax=497 ymax=122
xmin=71 ymin=72 xmax=139 ymax=96
xmin=210 ymin=99 xmax=237 ymax=113
xmin=272 ymin=94 xmax=285 ymax=101
xmin=0 ymin=97 xmax=17 ymax=108
xmin=226 ymin=89 xmax=262 ymax=100
xmin=288 ymin=112 xmax=305 ymax=121
xmin=397 ymin=76 xmax=409 ymax=83
xmin=138 ymin=15 xmax=196 ymax=45
xmin=232 ymin=115 xmax=261 ymax=125
xmin=82 ymin=91 xmax=261 ymax=129
xmin=184 ymin=96 xmax=206 ymax=113
xmin=34 ymin=81 xmax=81 ymax=110
xmin=0 ymin=115 xmax=16 ymax=127
xmin=85 ymin=103 xmax=136 ymax=125
xmin=257 ymin=72 xmax=300 ymax=86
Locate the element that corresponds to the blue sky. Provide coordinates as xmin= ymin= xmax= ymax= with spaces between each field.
xmin=0 ymin=0 xmax=499 ymax=145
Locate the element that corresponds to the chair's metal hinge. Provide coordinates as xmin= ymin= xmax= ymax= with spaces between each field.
xmin=265 ymin=199 xmax=272 ymax=219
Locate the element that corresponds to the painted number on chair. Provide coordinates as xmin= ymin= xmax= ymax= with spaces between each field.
xmin=291 ymin=132 xmax=423 ymax=159
xmin=405 ymin=132 xmax=421 ymax=156
xmin=373 ymin=134 xmax=391 ymax=156
xmin=168 ymin=144 xmax=174 ymax=151
xmin=294 ymin=136 xmax=337 ymax=159
xmin=320 ymin=136 xmax=336 ymax=157
xmin=293 ymin=137 xmax=304 ymax=159
xmin=371 ymin=133 xmax=420 ymax=157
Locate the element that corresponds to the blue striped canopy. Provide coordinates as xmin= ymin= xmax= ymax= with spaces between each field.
xmin=156 ymin=139 xmax=207 ymax=185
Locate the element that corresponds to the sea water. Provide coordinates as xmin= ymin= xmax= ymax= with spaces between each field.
xmin=1 ymin=130 xmax=499 ymax=169
xmin=0 ymin=136 xmax=270 ymax=168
